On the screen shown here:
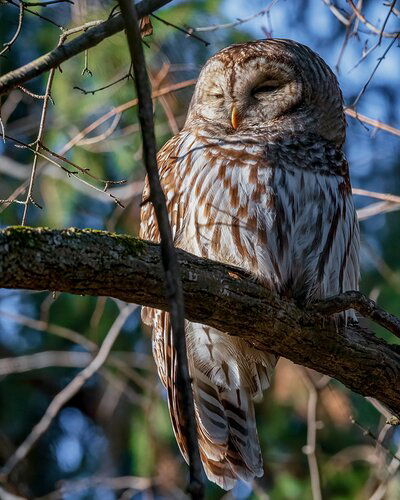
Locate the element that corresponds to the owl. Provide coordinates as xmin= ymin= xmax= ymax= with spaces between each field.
xmin=140 ymin=39 xmax=360 ymax=490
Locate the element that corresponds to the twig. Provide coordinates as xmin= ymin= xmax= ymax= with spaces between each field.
xmin=188 ymin=0 xmax=278 ymax=33
xmin=311 ymin=290 xmax=400 ymax=340
xmin=23 ymin=0 xmax=74 ymax=6
xmin=348 ymin=0 xmax=397 ymax=71
xmin=3 ymin=135 xmax=127 ymax=207
xmin=301 ymin=370 xmax=324 ymax=500
xmin=348 ymin=0 xmax=399 ymax=38
xmin=349 ymin=416 xmax=400 ymax=462
xmin=81 ymin=49 xmax=93 ymax=76
xmin=77 ymin=112 xmax=121 ymax=145
xmin=151 ymin=13 xmax=209 ymax=46
xmin=321 ymin=0 xmax=350 ymax=26
xmin=352 ymin=188 xmax=400 ymax=204
xmin=369 ymin=444 xmax=400 ymax=500
xmin=74 ymin=71 xmax=132 ymax=94
xmin=0 ymin=304 xmax=135 ymax=479
xmin=357 ymin=200 xmax=400 ymax=220
xmin=0 ymin=78 xmax=195 ymax=215
xmin=20 ymin=64 xmax=55 ymax=225
xmin=351 ymin=33 xmax=399 ymax=108
xmin=0 ymin=0 xmax=173 ymax=94
xmin=0 ymin=0 xmax=24 ymax=57
xmin=117 ymin=0 xmax=203 ymax=497
xmin=6 ymin=0 xmax=63 ymax=28
xmin=17 ymin=85 xmax=54 ymax=102
xmin=344 ymin=108 xmax=400 ymax=137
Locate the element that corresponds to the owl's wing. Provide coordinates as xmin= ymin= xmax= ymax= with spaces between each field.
xmin=140 ymin=132 xmax=272 ymax=489
xmin=139 ymin=131 xmax=186 ymax=382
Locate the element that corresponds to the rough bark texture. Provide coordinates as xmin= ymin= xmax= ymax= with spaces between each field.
xmin=1 ymin=226 xmax=400 ymax=415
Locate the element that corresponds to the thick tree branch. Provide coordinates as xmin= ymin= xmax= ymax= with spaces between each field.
xmin=1 ymin=226 xmax=400 ymax=418
xmin=0 ymin=0 xmax=172 ymax=95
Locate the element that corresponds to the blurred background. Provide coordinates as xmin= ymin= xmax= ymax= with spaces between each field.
xmin=0 ymin=0 xmax=399 ymax=498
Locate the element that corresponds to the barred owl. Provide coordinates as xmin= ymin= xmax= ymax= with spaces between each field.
xmin=140 ymin=39 xmax=360 ymax=489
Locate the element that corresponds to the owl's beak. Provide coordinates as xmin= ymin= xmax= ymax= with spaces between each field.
xmin=231 ymin=105 xmax=239 ymax=130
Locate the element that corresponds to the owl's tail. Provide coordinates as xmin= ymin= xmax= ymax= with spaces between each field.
xmin=168 ymin=326 xmax=276 ymax=490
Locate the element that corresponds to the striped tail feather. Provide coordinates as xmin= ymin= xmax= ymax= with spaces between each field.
xmin=169 ymin=328 xmax=275 ymax=489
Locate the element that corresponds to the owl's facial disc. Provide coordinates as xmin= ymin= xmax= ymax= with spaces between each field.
xmin=191 ymin=55 xmax=303 ymax=132
xmin=185 ymin=40 xmax=345 ymax=145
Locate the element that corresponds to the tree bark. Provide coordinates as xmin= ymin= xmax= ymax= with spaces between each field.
xmin=1 ymin=226 xmax=400 ymax=416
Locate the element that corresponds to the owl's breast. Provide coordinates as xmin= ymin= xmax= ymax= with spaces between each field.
xmin=170 ymin=134 xmax=357 ymax=300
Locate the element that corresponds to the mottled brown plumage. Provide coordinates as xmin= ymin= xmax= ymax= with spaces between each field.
xmin=140 ymin=39 xmax=359 ymax=490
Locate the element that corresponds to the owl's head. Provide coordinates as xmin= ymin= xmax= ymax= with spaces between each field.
xmin=185 ymin=39 xmax=345 ymax=146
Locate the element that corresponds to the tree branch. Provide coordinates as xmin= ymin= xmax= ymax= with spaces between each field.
xmin=116 ymin=0 xmax=203 ymax=496
xmin=0 ymin=0 xmax=173 ymax=95
xmin=1 ymin=226 xmax=400 ymax=418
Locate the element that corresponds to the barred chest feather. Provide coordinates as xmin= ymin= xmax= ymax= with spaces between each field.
xmin=168 ymin=131 xmax=359 ymax=302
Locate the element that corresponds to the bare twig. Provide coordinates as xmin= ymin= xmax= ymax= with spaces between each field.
xmin=23 ymin=0 xmax=74 ymax=5
xmin=6 ymin=0 xmax=63 ymax=28
xmin=117 ymin=1 xmax=203 ymax=496
xmin=369 ymin=444 xmax=400 ymax=500
xmin=344 ymin=108 xmax=400 ymax=137
xmin=348 ymin=0 xmax=399 ymax=38
xmin=353 ymin=188 xmax=400 ymax=204
xmin=188 ymin=0 xmax=279 ymax=33
xmin=151 ymin=13 xmax=209 ymax=46
xmin=301 ymin=370 xmax=324 ymax=500
xmin=321 ymin=0 xmax=350 ymax=26
xmin=0 ymin=78 xmax=195 ymax=215
xmin=20 ymin=66 xmax=55 ymax=225
xmin=74 ymin=71 xmax=132 ymax=94
xmin=0 ymin=304 xmax=135 ymax=479
xmin=349 ymin=0 xmax=397 ymax=71
xmin=0 ymin=0 xmax=173 ymax=94
xmin=3 ymin=135 xmax=127 ymax=207
xmin=351 ymin=34 xmax=399 ymax=108
xmin=0 ymin=0 xmax=24 ymax=57
xmin=357 ymin=201 xmax=400 ymax=220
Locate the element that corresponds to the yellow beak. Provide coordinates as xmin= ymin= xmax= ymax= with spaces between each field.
xmin=231 ymin=105 xmax=239 ymax=130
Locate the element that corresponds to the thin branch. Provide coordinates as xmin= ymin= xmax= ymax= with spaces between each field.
xmin=188 ymin=0 xmax=279 ymax=33
xmin=301 ymin=370 xmax=324 ymax=500
xmin=348 ymin=0 xmax=397 ymax=71
xmin=351 ymin=34 xmax=399 ymax=108
xmin=74 ymin=72 xmax=132 ymax=94
xmin=348 ymin=0 xmax=399 ymax=38
xmin=21 ymin=65 xmax=55 ymax=225
xmin=0 ymin=0 xmax=24 ymax=57
xmin=3 ymin=135 xmax=127 ymax=207
xmin=0 ymin=79 xmax=195 ymax=215
xmin=344 ymin=108 xmax=400 ymax=137
xmin=1 ymin=227 xmax=400 ymax=418
xmin=23 ymin=0 xmax=74 ymax=6
xmin=353 ymin=188 xmax=400 ymax=204
xmin=0 ymin=0 xmax=173 ymax=94
xmin=0 ymin=304 xmax=135 ymax=479
xmin=151 ymin=13 xmax=209 ymax=46
xmin=321 ymin=0 xmax=350 ymax=26
xmin=312 ymin=290 xmax=400 ymax=340
xmin=357 ymin=200 xmax=400 ymax=221
xmin=6 ymin=0 xmax=63 ymax=28
xmin=117 ymin=1 xmax=203 ymax=496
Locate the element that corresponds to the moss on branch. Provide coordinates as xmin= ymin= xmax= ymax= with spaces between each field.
xmin=1 ymin=226 xmax=400 ymax=416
